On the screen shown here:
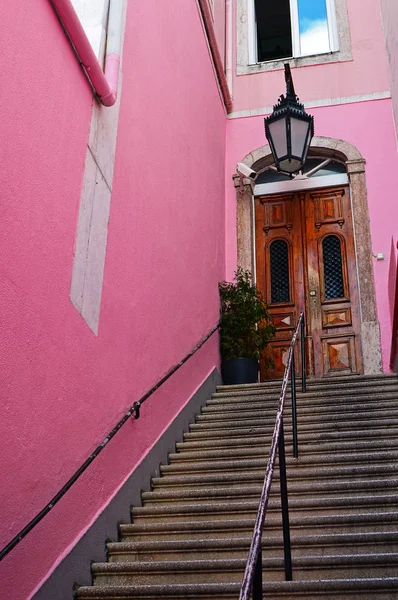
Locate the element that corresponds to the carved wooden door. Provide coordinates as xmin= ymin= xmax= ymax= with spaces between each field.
xmin=255 ymin=186 xmax=362 ymax=380
xmin=255 ymin=193 xmax=305 ymax=379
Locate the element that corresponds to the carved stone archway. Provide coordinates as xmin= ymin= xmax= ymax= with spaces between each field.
xmin=234 ymin=136 xmax=382 ymax=375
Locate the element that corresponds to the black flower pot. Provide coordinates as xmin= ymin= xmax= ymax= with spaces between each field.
xmin=221 ymin=357 xmax=259 ymax=385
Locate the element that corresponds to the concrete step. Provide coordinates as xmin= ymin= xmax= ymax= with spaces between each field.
xmin=112 ymin=507 xmax=398 ymax=560
xmin=211 ymin=380 xmax=398 ymax=397
xmin=216 ymin=373 xmax=398 ymax=392
xmin=120 ymin=524 xmax=398 ymax=550
xmin=205 ymin=390 xmax=398 ymax=411
xmin=188 ymin=415 xmax=398 ymax=433
xmin=143 ymin=478 xmax=398 ymax=505
xmin=153 ymin=463 xmax=398 ymax=488
xmin=198 ymin=402 xmax=398 ymax=423
xmin=175 ymin=435 xmax=398 ymax=455
xmin=211 ymin=387 xmax=398 ymax=405
xmin=215 ymin=375 xmax=398 ymax=395
xmin=215 ymin=374 xmax=398 ymax=394
xmin=76 ymin=577 xmax=398 ymax=599
xmin=110 ymin=515 xmax=398 ymax=558
xmin=170 ymin=439 xmax=398 ymax=463
xmin=181 ymin=427 xmax=398 ymax=445
xmin=160 ymin=451 xmax=398 ymax=475
xmin=200 ymin=403 xmax=398 ymax=425
xmin=131 ymin=494 xmax=398 ymax=523
xmin=91 ymin=553 xmax=398 ymax=585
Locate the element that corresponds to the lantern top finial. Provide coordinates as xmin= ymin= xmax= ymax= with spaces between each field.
xmin=284 ymin=64 xmax=296 ymax=100
xmin=272 ymin=64 xmax=304 ymax=114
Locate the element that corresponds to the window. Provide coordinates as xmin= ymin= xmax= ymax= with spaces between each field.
xmin=69 ymin=0 xmax=126 ymax=335
xmin=322 ymin=235 xmax=345 ymax=299
xmin=249 ymin=0 xmax=339 ymax=64
xmin=256 ymin=158 xmax=346 ymax=185
xmin=71 ymin=0 xmax=110 ymax=59
xmin=270 ymin=240 xmax=290 ymax=303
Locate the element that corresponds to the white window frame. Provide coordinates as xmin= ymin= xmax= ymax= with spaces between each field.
xmin=70 ymin=0 xmax=110 ymax=61
xmin=248 ymin=0 xmax=339 ymax=65
xmin=70 ymin=0 xmax=127 ymax=335
xmin=247 ymin=0 xmax=257 ymax=65
xmin=325 ymin=0 xmax=339 ymax=52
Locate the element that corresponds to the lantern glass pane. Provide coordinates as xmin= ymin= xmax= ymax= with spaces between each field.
xmin=303 ymin=124 xmax=312 ymax=162
xmin=268 ymin=117 xmax=288 ymax=159
xmin=290 ymin=117 xmax=310 ymax=159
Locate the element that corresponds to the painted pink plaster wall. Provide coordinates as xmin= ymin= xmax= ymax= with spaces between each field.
xmin=380 ymin=0 xmax=398 ymax=141
xmin=232 ymin=0 xmax=391 ymax=112
xmin=0 ymin=1 xmax=226 ymax=598
xmin=226 ymin=99 xmax=398 ymax=371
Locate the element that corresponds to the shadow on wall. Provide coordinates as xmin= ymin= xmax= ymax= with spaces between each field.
xmin=388 ymin=236 xmax=398 ymax=369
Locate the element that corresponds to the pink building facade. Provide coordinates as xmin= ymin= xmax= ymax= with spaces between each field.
xmin=380 ymin=0 xmax=398 ymax=141
xmin=0 ymin=0 xmax=397 ymax=598
xmin=226 ymin=0 xmax=398 ymax=378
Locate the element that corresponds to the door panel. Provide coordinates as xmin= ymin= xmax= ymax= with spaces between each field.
xmin=255 ymin=186 xmax=363 ymax=380
xmin=305 ymin=187 xmax=361 ymax=377
xmin=322 ymin=335 xmax=357 ymax=376
xmin=255 ymin=194 xmax=304 ymax=380
xmin=322 ymin=305 xmax=352 ymax=328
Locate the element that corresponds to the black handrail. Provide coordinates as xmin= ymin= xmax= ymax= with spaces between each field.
xmin=0 ymin=324 xmax=219 ymax=562
xmin=239 ymin=313 xmax=306 ymax=599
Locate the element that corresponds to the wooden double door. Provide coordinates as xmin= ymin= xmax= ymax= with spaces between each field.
xmin=255 ymin=186 xmax=363 ymax=380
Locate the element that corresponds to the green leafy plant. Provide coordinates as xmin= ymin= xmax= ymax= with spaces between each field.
xmin=219 ymin=267 xmax=276 ymax=361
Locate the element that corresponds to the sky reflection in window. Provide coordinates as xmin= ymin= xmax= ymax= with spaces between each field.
xmin=298 ymin=0 xmax=330 ymax=56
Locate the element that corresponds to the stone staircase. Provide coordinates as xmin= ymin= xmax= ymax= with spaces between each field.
xmin=76 ymin=374 xmax=398 ymax=599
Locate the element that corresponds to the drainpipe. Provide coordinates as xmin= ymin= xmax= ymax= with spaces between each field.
xmin=50 ymin=0 xmax=123 ymax=107
xmin=197 ymin=0 xmax=232 ymax=112
xmin=225 ymin=0 xmax=233 ymax=98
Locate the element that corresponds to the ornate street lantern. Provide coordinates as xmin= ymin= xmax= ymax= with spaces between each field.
xmin=264 ymin=64 xmax=314 ymax=175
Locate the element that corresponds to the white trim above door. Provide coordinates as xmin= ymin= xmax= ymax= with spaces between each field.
xmin=254 ymin=173 xmax=349 ymax=197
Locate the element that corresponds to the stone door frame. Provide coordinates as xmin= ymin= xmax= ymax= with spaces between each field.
xmin=234 ymin=136 xmax=382 ymax=375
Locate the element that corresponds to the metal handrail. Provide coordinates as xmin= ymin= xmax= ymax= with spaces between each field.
xmin=239 ymin=312 xmax=306 ymax=600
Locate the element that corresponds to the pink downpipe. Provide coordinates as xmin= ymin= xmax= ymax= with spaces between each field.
xmin=197 ymin=0 xmax=232 ymax=113
xmin=50 ymin=0 xmax=120 ymax=107
xmin=225 ymin=0 xmax=233 ymax=98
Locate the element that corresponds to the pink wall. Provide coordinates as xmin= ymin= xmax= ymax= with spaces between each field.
xmin=232 ymin=0 xmax=390 ymax=112
xmin=0 ymin=1 xmax=226 ymax=598
xmin=1 ymin=337 xmax=220 ymax=600
xmin=380 ymin=0 xmax=398 ymax=141
xmin=226 ymin=99 xmax=398 ymax=371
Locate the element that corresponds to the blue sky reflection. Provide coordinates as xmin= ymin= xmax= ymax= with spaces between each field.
xmin=298 ymin=0 xmax=330 ymax=56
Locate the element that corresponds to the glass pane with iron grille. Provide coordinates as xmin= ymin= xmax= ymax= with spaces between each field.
xmin=270 ymin=240 xmax=290 ymax=303
xmin=323 ymin=235 xmax=344 ymax=299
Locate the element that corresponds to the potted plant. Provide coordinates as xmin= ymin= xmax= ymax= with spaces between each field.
xmin=219 ymin=267 xmax=275 ymax=385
